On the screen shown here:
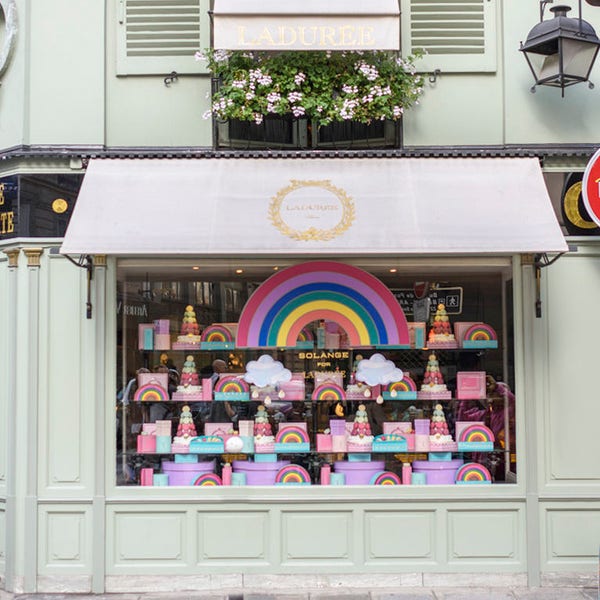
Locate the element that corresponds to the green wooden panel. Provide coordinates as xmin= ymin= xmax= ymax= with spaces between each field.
xmin=447 ymin=509 xmax=522 ymax=562
xmin=198 ymin=511 xmax=269 ymax=561
xmin=281 ymin=511 xmax=353 ymax=563
xmin=546 ymin=508 xmax=600 ymax=561
xmin=38 ymin=506 xmax=92 ymax=573
xmin=113 ymin=510 xmax=188 ymax=564
xmin=365 ymin=510 xmax=435 ymax=561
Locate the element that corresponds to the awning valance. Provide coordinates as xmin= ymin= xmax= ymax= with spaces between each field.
xmin=212 ymin=0 xmax=400 ymax=51
xmin=60 ymin=157 xmax=568 ymax=257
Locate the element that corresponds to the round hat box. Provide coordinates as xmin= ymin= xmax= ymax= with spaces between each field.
xmin=161 ymin=459 xmax=216 ymax=486
xmin=232 ymin=459 xmax=291 ymax=485
xmin=412 ymin=459 xmax=464 ymax=485
xmin=333 ymin=460 xmax=385 ymax=485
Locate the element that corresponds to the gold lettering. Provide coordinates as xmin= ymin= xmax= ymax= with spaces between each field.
xmin=237 ymin=26 xmax=247 ymax=45
xmin=0 ymin=183 xmax=4 ymax=205
xmin=256 ymin=27 xmax=276 ymax=46
xmin=0 ymin=211 xmax=14 ymax=235
xmin=359 ymin=26 xmax=376 ymax=47
xmin=320 ymin=26 xmax=336 ymax=47
xmin=298 ymin=26 xmax=317 ymax=46
xmin=340 ymin=26 xmax=356 ymax=47
xmin=278 ymin=26 xmax=297 ymax=46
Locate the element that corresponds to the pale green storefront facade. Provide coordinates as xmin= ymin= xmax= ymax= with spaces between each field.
xmin=0 ymin=0 xmax=599 ymax=595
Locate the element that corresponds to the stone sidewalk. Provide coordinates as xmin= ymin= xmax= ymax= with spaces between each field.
xmin=6 ymin=588 xmax=600 ymax=600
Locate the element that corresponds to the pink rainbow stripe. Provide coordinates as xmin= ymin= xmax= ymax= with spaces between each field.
xmin=237 ymin=261 xmax=409 ymax=347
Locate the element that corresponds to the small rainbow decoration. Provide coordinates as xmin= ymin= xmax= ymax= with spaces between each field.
xmin=275 ymin=464 xmax=311 ymax=484
xmin=370 ymin=471 xmax=402 ymax=485
xmin=134 ymin=383 xmax=168 ymax=402
xmin=275 ymin=426 xmax=310 ymax=444
xmin=297 ymin=327 xmax=314 ymax=342
xmin=455 ymin=462 xmax=492 ymax=484
xmin=462 ymin=323 xmax=498 ymax=348
xmin=201 ymin=324 xmax=234 ymax=343
xmin=214 ymin=376 xmax=250 ymax=394
xmin=383 ymin=376 xmax=417 ymax=400
xmin=458 ymin=424 xmax=495 ymax=444
xmin=192 ymin=473 xmax=222 ymax=486
xmin=311 ymin=382 xmax=346 ymax=401
xmin=236 ymin=261 xmax=409 ymax=348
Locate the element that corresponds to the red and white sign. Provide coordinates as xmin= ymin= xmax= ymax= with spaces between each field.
xmin=582 ymin=148 xmax=600 ymax=227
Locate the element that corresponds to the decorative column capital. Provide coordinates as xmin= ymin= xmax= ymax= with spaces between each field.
xmin=3 ymin=248 xmax=20 ymax=267
xmin=22 ymin=248 xmax=43 ymax=268
xmin=94 ymin=254 xmax=107 ymax=267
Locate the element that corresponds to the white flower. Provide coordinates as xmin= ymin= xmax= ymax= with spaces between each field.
xmin=287 ymin=91 xmax=303 ymax=104
xmin=232 ymin=79 xmax=246 ymax=89
xmin=194 ymin=51 xmax=207 ymax=62
xmin=294 ymin=72 xmax=306 ymax=85
xmin=292 ymin=105 xmax=306 ymax=117
xmin=253 ymin=113 xmax=264 ymax=125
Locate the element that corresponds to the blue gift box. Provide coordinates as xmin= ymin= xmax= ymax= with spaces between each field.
xmin=274 ymin=442 xmax=310 ymax=454
xmin=200 ymin=341 xmax=235 ymax=350
xmin=175 ymin=454 xmax=199 ymax=463
xmin=254 ymin=453 xmax=278 ymax=462
xmin=189 ymin=435 xmax=225 ymax=454
xmin=214 ymin=392 xmax=250 ymax=401
xmin=371 ymin=434 xmax=408 ymax=453
xmin=457 ymin=441 xmax=494 ymax=452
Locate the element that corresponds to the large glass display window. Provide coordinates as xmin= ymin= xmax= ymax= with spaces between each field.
xmin=115 ymin=258 xmax=516 ymax=488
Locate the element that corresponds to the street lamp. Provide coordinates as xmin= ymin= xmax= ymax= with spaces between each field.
xmin=520 ymin=1 xmax=600 ymax=95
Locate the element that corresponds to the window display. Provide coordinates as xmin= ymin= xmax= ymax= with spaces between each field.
xmin=116 ymin=260 xmax=516 ymax=488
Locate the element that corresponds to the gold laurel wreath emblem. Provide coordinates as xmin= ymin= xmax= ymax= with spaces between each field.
xmin=269 ymin=180 xmax=355 ymax=241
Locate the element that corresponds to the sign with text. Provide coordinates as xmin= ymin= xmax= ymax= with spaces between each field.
xmin=213 ymin=0 xmax=400 ymax=50
xmin=582 ymin=148 xmax=600 ymax=227
xmin=391 ymin=287 xmax=464 ymax=316
xmin=0 ymin=176 xmax=18 ymax=239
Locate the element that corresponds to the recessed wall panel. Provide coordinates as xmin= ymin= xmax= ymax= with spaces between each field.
xmin=281 ymin=511 xmax=352 ymax=563
xmin=113 ymin=511 xmax=187 ymax=565
xmin=198 ymin=511 xmax=269 ymax=561
xmin=447 ymin=509 xmax=522 ymax=563
xmin=365 ymin=510 xmax=435 ymax=562
xmin=546 ymin=508 xmax=600 ymax=562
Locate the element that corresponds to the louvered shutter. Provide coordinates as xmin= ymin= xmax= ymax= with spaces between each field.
xmin=400 ymin=0 xmax=496 ymax=72
xmin=116 ymin=0 xmax=210 ymax=75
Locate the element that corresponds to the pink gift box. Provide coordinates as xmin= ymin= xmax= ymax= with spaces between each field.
xmin=325 ymin=332 xmax=340 ymax=348
xmin=201 ymin=378 xmax=213 ymax=401
xmin=278 ymin=422 xmax=307 ymax=433
xmin=204 ymin=423 xmax=234 ymax=436
xmin=137 ymin=372 xmax=168 ymax=391
xmin=170 ymin=443 xmax=189 ymax=454
xmin=329 ymin=419 xmax=347 ymax=435
xmin=331 ymin=435 xmax=347 ymax=452
xmin=137 ymin=434 xmax=156 ymax=453
xmin=140 ymin=468 xmax=154 ymax=486
xmin=154 ymin=333 xmax=171 ymax=350
xmin=142 ymin=423 xmax=157 ymax=435
xmin=314 ymin=371 xmax=343 ymax=388
xmin=317 ymin=433 xmax=333 ymax=452
xmin=254 ymin=442 xmax=276 ymax=453
xmin=155 ymin=420 xmax=172 ymax=436
xmin=279 ymin=376 xmax=305 ymax=400
xmin=238 ymin=420 xmax=254 ymax=437
xmin=456 ymin=371 xmax=486 ymax=399
xmin=383 ymin=422 xmax=412 ymax=434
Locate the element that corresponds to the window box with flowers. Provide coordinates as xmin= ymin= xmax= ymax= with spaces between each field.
xmin=195 ymin=49 xmax=425 ymax=149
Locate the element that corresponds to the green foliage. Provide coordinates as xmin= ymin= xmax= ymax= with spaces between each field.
xmin=195 ymin=49 xmax=425 ymax=127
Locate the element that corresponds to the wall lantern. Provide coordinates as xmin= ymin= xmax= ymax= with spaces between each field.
xmin=520 ymin=1 xmax=600 ymax=95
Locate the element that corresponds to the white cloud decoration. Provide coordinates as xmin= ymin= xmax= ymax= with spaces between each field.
xmin=355 ymin=353 xmax=403 ymax=386
xmin=243 ymin=354 xmax=292 ymax=388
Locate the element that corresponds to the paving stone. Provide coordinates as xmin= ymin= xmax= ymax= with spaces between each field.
xmin=309 ymin=594 xmax=370 ymax=600
xmin=431 ymin=588 xmax=516 ymax=600
xmin=371 ymin=590 xmax=436 ymax=600
xmin=511 ymin=588 xmax=588 ymax=599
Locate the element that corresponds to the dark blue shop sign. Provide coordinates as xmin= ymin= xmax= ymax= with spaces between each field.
xmin=0 ymin=174 xmax=83 ymax=241
xmin=0 ymin=176 xmax=18 ymax=237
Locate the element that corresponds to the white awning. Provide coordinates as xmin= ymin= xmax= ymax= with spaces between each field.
xmin=60 ymin=157 xmax=568 ymax=257
xmin=212 ymin=0 xmax=400 ymax=51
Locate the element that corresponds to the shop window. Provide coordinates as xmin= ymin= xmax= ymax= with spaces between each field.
xmin=116 ymin=0 xmax=210 ymax=76
xmin=400 ymin=0 xmax=497 ymax=73
xmin=116 ymin=260 xmax=516 ymax=488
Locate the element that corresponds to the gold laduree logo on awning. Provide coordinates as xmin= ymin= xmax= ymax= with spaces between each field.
xmin=269 ymin=180 xmax=355 ymax=241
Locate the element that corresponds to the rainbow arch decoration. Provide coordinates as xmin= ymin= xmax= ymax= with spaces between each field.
xmin=312 ymin=382 xmax=346 ymax=401
xmin=457 ymin=423 xmax=495 ymax=452
xmin=275 ymin=464 xmax=312 ymax=485
xmin=192 ymin=473 xmax=222 ymax=486
xmin=455 ymin=462 xmax=492 ymax=485
xmin=274 ymin=425 xmax=310 ymax=453
xmin=383 ymin=375 xmax=417 ymax=400
xmin=370 ymin=471 xmax=402 ymax=485
xmin=201 ymin=324 xmax=235 ymax=349
xmin=293 ymin=326 xmax=315 ymax=349
xmin=236 ymin=261 xmax=410 ymax=348
xmin=214 ymin=376 xmax=250 ymax=401
xmin=462 ymin=323 xmax=498 ymax=349
xmin=134 ymin=383 xmax=168 ymax=402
